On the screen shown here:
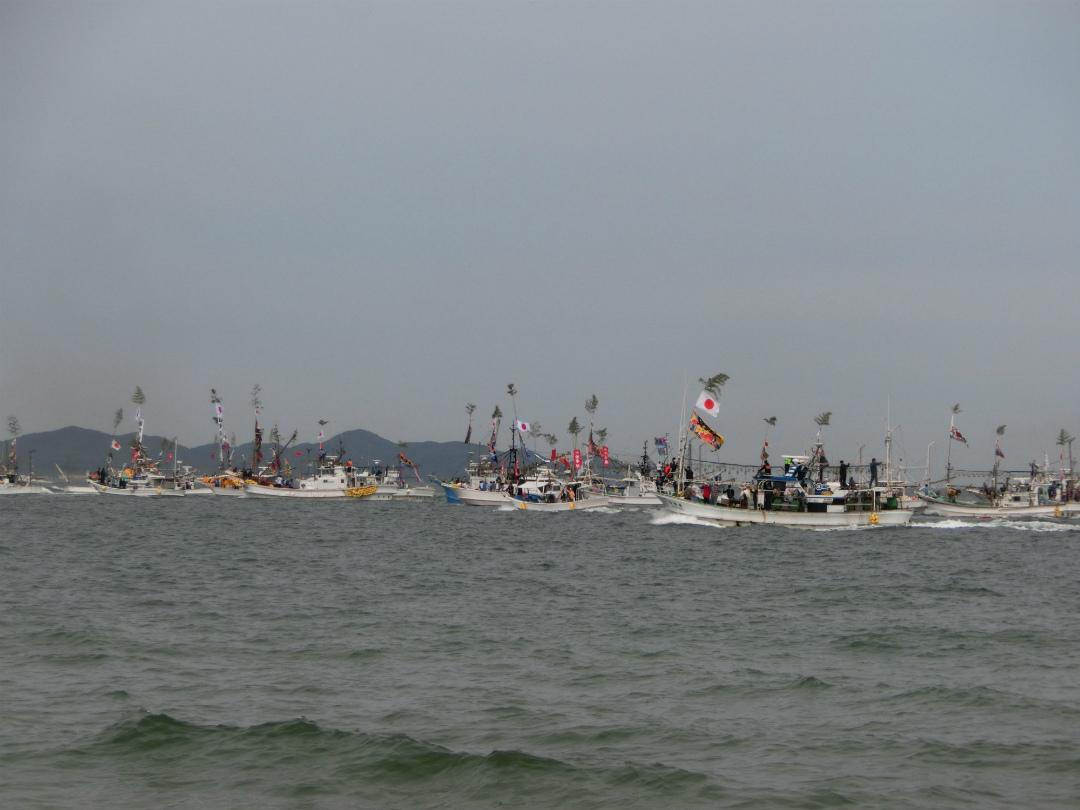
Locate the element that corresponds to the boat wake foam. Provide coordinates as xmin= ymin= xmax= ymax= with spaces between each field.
xmin=913 ymin=518 xmax=1079 ymax=532
xmin=649 ymin=512 xmax=723 ymax=529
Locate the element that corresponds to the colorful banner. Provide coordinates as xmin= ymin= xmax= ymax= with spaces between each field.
xmin=689 ymin=413 xmax=724 ymax=449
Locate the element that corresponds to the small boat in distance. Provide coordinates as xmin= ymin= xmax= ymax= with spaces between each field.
xmin=1 ymin=421 xmax=50 ymax=494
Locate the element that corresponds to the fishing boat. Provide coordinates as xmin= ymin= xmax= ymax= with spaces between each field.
xmin=0 ymin=427 xmax=50 ymax=494
xmin=921 ymin=420 xmax=1079 ymax=518
xmin=918 ymin=478 xmax=1079 ymax=519
xmin=657 ymin=378 xmax=913 ymax=527
xmin=198 ymin=389 xmax=246 ymax=495
xmin=359 ymin=463 xmax=435 ymax=500
xmin=0 ymin=475 xmax=52 ymax=495
xmin=89 ymin=392 xmax=185 ymax=496
xmin=437 ymin=459 xmax=513 ymax=505
xmin=89 ymin=467 xmax=185 ymax=496
xmin=505 ymin=466 xmax=610 ymax=511
xmin=244 ymin=455 xmax=375 ymax=499
xmin=659 ymin=478 xmax=913 ymax=527
xmin=600 ymin=447 xmax=662 ymax=506
xmin=198 ymin=472 xmax=248 ymax=496
xmin=437 ymin=404 xmax=528 ymax=506
xmin=659 ymin=452 xmax=913 ymax=527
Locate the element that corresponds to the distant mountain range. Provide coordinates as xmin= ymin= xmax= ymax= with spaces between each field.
xmin=5 ymin=426 xmax=481 ymax=482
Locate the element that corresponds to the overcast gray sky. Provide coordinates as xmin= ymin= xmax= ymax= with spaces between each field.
xmin=2 ymin=0 xmax=1078 ymax=470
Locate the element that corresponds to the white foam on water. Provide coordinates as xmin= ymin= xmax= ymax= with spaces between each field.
xmin=996 ymin=519 xmax=1080 ymax=533
xmin=912 ymin=519 xmax=979 ymax=529
xmin=913 ymin=518 xmax=1079 ymax=532
xmin=803 ymin=523 xmax=881 ymax=533
xmin=649 ymin=512 xmax=724 ymax=529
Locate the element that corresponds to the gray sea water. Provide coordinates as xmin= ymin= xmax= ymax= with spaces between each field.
xmin=1 ymin=496 xmax=1078 ymax=808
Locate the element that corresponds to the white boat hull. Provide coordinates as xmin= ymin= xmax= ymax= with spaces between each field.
xmin=506 ymin=495 xmax=610 ymax=512
xmin=437 ymin=482 xmax=511 ymax=506
xmin=244 ymin=483 xmax=355 ymax=498
xmin=370 ymin=484 xmax=435 ymax=501
xmin=605 ymin=493 xmax=662 ymax=507
xmin=438 ymin=481 xmax=608 ymax=510
xmin=659 ymin=494 xmax=913 ymax=527
xmin=90 ymin=481 xmax=180 ymax=497
xmin=208 ymin=485 xmax=248 ymax=497
xmin=919 ymin=496 xmax=1079 ymax=519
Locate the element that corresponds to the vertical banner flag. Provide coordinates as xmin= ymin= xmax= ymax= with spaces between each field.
xmin=399 ymin=452 xmax=422 ymax=482
xmin=601 ymin=446 xmax=609 ymax=466
xmin=573 ymin=448 xmax=582 ymax=470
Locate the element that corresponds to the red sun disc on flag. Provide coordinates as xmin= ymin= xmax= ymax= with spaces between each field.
xmin=704 ymin=398 xmax=715 ymax=410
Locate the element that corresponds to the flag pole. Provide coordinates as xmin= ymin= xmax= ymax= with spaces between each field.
xmin=676 ymin=370 xmax=688 ymax=496
xmin=946 ymin=410 xmax=954 ymax=485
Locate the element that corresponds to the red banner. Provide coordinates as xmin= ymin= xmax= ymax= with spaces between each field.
xmin=601 ymin=446 xmax=609 ymax=466
xmin=573 ymin=448 xmax=582 ymax=469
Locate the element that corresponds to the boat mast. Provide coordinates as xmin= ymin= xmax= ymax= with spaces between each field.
xmin=507 ymin=384 xmax=519 ymax=479
xmin=675 ymin=373 xmax=689 ymax=496
xmin=884 ymin=398 xmax=892 ymax=488
xmin=946 ymin=404 xmax=958 ymax=485
xmin=251 ymin=384 xmax=262 ymax=475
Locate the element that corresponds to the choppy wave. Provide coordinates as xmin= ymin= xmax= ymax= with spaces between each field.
xmin=881 ymin=685 xmax=1080 ymax=718
xmin=36 ymin=711 xmax=724 ymax=807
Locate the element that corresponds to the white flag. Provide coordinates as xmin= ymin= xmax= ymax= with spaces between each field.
xmin=516 ymin=420 xmax=530 ymax=433
xmin=317 ymin=430 xmax=325 ymax=442
xmin=695 ymin=390 xmax=721 ymax=418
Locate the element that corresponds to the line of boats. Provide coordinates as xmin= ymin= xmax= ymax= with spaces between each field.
xmin=1 ymin=454 xmax=434 ymax=500
xmin=4 ymin=382 xmax=1078 ymax=525
xmin=431 ymin=386 xmax=1080 ymax=527
xmin=432 ymin=446 xmax=1080 ymax=526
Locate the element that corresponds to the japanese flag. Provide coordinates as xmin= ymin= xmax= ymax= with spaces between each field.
xmin=695 ymin=390 xmax=721 ymax=417
xmin=516 ymin=420 xmax=530 ymax=433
